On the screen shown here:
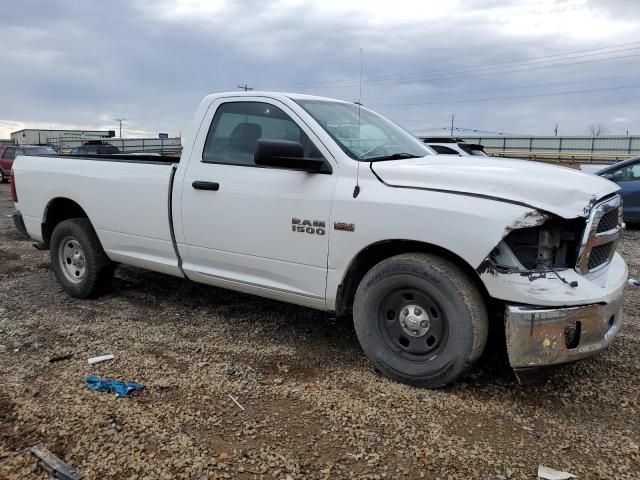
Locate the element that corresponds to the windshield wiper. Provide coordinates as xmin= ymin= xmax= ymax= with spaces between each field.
xmin=365 ymin=153 xmax=423 ymax=162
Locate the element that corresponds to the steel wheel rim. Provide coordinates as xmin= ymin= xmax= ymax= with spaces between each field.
xmin=58 ymin=236 xmax=86 ymax=284
xmin=376 ymin=287 xmax=448 ymax=362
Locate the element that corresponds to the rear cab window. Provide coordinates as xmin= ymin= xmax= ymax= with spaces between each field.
xmin=459 ymin=143 xmax=487 ymax=156
xmin=96 ymin=145 xmax=119 ymax=154
xmin=24 ymin=147 xmax=56 ymax=155
xmin=430 ymin=145 xmax=459 ymax=155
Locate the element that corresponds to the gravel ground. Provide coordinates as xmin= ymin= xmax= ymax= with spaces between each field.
xmin=0 ymin=183 xmax=638 ymax=479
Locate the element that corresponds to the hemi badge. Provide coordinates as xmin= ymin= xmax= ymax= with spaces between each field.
xmin=334 ymin=222 xmax=355 ymax=232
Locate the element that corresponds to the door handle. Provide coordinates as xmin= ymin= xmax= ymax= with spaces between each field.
xmin=192 ymin=181 xmax=220 ymax=191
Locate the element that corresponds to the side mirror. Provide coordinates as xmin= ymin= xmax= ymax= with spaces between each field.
xmin=254 ymin=139 xmax=331 ymax=174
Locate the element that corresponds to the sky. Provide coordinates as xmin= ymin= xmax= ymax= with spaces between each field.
xmin=1 ymin=0 xmax=639 ymax=139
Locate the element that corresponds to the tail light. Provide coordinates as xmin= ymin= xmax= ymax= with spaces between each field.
xmin=10 ymin=169 xmax=17 ymax=202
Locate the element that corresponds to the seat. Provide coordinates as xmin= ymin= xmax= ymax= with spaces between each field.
xmin=226 ymin=123 xmax=263 ymax=165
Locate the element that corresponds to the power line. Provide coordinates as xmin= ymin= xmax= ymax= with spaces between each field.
xmin=363 ymin=73 xmax=640 ymax=103
xmin=370 ymin=82 xmax=640 ymax=108
xmin=377 ymin=52 xmax=640 ymax=85
xmin=257 ymin=41 xmax=640 ymax=89
xmin=345 ymin=51 xmax=640 ymax=89
xmin=358 ymin=45 xmax=640 ymax=84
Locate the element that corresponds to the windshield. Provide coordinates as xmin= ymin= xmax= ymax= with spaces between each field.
xmin=295 ymin=99 xmax=431 ymax=161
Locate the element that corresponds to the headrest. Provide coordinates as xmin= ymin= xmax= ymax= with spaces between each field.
xmin=229 ymin=123 xmax=262 ymax=151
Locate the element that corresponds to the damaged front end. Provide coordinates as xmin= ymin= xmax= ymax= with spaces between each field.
xmin=478 ymin=195 xmax=628 ymax=380
xmin=481 ymin=212 xmax=585 ymax=280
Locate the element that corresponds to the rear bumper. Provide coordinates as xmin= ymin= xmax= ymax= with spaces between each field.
xmin=505 ymin=284 xmax=625 ymax=369
xmin=13 ymin=212 xmax=27 ymax=236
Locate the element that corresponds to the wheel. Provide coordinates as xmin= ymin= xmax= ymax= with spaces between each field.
xmin=353 ymin=253 xmax=488 ymax=388
xmin=0 ymin=170 xmax=5 ymax=183
xmin=50 ymin=218 xmax=115 ymax=298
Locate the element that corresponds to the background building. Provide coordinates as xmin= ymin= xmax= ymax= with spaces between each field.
xmin=10 ymin=129 xmax=115 ymax=146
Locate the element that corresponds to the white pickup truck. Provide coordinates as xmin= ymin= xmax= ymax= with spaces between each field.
xmin=11 ymin=92 xmax=628 ymax=387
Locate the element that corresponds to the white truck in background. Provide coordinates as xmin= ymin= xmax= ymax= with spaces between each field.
xmin=421 ymin=137 xmax=488 ymax=156
xmin=11 ymin=92 xmax=628 ymax=387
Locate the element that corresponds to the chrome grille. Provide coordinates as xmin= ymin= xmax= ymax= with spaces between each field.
xmin=587 ymin=243 xmax=613 ymax=270
xmin=576 ymin=195 xmax=622 ymax=275
xmin=596 ymin=209 xmax=618 ymax=233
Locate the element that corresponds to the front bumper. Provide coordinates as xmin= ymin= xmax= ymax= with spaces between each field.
xmin=505 ymin=284 xmax=625 ymax=370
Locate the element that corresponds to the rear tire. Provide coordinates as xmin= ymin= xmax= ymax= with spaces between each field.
xmin=353 ymin=253 xmax=488 ymax=388
xmin=50 ymin=218 xmax=115 ymax=298
xmin=0 ymin=170 xmax=5 ymax=183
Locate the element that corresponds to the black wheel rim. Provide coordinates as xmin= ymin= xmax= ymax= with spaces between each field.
xmin=376 ymin=287 xmax=448 ymax=362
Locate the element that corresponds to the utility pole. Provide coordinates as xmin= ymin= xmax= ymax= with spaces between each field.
xmin=450 ymin=114 xmax=455 ymax=136
xmin=554 ymin=123 xmax=558 ymax=136
xmin=114 ymin=118 xmax=126 ymax=138
xmin=238 ymin=84 xmax=253 ymax=91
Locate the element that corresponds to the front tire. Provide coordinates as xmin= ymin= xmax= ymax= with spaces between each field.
xmin=353 ymin=253 xmax=488 ymax=388
xmin=50 ymin=218 xmax=115 ymax=298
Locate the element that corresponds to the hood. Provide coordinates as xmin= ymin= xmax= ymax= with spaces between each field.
xmin=370 ymin=155 xmax=620 ymax=219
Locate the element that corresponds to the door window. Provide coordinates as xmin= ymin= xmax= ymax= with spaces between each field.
xmin=4 ymin=148 xmax=15 ymax=160
xmin=202 ymin=101 xmax=323 ymax=166
xmin=608 ymin=162 xmax=640 ymax=182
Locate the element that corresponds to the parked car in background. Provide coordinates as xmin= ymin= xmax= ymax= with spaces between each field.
xmin=70 ymin=141 xmax=120 ymax=155
xmin=597 ymin=156 xmax=640 ymax=223
xmin=0 ymin=145 xmax=56 ymax=182
xmin=421 ymin=138 xmax=487 ymax=156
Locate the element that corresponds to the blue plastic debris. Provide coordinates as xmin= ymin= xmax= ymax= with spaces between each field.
xmin=86 ymin=375 xmax=145 ymax=397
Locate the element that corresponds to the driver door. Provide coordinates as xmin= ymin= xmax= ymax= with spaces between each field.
xmin=179 ymin=98 xmax=337 ymax=308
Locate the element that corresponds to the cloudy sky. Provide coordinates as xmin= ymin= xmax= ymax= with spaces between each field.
xmin=1 ymin=0 xmax=639 ymax=139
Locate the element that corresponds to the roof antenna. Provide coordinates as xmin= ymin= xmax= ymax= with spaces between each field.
xmin=353 ymin=47 xmax=363 ymax=199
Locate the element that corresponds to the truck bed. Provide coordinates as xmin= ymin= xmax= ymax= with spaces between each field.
xmin=13 ymin=153 xmax=182 ymax=277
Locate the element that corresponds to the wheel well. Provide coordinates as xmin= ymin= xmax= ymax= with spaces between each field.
xmin=42 ymin=198 xmax=89 ymax=248
xmin=335 ymin=240 xmax=490 ymax=317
